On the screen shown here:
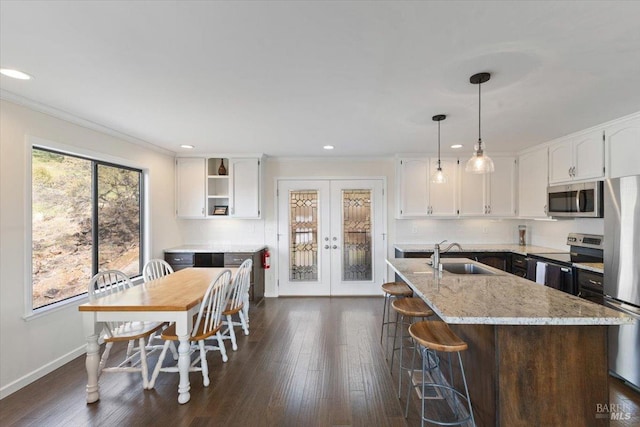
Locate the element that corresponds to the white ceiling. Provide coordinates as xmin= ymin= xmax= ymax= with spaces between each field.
xmin=1 ymin=1 xmax=640 ymax=157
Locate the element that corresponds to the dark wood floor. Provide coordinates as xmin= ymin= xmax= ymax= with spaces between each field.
xmin=1 ymin=297 xmax=638 ymax=427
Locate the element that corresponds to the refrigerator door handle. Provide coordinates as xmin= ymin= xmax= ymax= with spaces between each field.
xmin=605 ymin=298 xmax=640 ymax=318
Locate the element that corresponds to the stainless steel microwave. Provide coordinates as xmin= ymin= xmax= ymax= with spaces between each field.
xmin=546 ymin=181 xmax=603 ymax=217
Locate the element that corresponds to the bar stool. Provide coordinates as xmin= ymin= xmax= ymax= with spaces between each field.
xmin=405 ymin=321 xmax=475 ymax=427
xmin=380 ymin=282 xmax=413 ymax=354
xmin=390 ymin=298 xmax=434 ymax=398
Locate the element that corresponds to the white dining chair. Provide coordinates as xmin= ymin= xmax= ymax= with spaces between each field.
xmin=142 ymin=258 xmax=178 ymax=359
xmin=88 ymin=270 xmax=164 ymax=389
xmin=142 ymin=259 xmax=174 ymax=282
xmin=219 ymin=259 xmax=252 ymax=351
xmin=148 ymin=269 xmax=232 ymax=389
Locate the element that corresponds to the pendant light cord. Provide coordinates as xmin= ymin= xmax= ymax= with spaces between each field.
xmin=478 ymin=80 xmax=482 ymax=149
xmin=437 ymin=120 xmax=441 ymax=168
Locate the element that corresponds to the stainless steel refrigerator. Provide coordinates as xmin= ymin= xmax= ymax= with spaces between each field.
xmin=604 ymin=175 xmax=640 ymax=390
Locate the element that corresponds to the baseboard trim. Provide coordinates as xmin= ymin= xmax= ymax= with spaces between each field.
xmin=0 ymin=344 xmax=86 ymax=400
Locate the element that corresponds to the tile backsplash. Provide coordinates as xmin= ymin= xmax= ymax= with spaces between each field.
xmin=394 ymin=217 xmax=603 ymax=251
xmin=177 ymin=218 xmax=266 ymax=245
xmin=395 ymin=218 xmax=523 ymax=246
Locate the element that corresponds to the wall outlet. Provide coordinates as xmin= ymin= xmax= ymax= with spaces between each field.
xmin=411 ymin=226 xmax=418 ymax=234
xmin=482 ymin=226 xmax=488 ymax=234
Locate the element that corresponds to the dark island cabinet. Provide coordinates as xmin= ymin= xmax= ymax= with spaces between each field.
xmin=164 ymin=249 xmax=265 ymax=302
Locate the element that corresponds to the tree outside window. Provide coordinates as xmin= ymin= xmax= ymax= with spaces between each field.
xmin=31 ymin=147 xmax=143 ymax=310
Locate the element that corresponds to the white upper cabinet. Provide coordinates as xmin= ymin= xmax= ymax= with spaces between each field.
xmin=397 ymin=158 xmax=429 ymax=217
xmin=548 ymin=129 xmax=604 ymax=184
xmin=518 ymin=146 xmax=549 ymax=218
xmin=428 ymin=157 xmax=458 ymax=216
xmin=606 ymin=114 xmax=640 ymax=179
xmin=488 ymin=157 xmax=518 ymax=217
xmin=458 ymin=162 xmax=486 ymax=216
xmin=176 ymin=158 xmax=206 ymax=218
xmin=176 ymin=156 xmax=261 ymax=219
xmin=229 ymin=158 xmax=261 ymax=218
xmin=397 ymin=157 xmax=458 ymax=218
xmin=459 ymin=157 xmax=517 ymax=217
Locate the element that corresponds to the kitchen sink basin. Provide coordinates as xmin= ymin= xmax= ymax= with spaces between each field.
xmin=441 ymin=263 xmax=496 ymax=275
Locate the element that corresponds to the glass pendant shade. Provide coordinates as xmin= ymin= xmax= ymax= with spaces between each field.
xmin=431 ymin=114 xmax=447 ymax=184
xmin=431 ymin=166 xmax=448 ymax=184
xmin=466 ymin=72 xmax=494 ymax=174
xmin=465 ymin=142 xmax=495 ymax=173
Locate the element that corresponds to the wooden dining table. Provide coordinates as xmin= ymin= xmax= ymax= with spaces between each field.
xmin=78 ymin=267 xmax=235 ymax=404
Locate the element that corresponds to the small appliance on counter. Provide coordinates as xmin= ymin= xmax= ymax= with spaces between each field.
xmin=604 ymin=175 xmax=640 ymax=390
xmin=528 ymin=233 xmax=604 ymax=295
xmin=518 ymin=225 xmax=527 ymax=246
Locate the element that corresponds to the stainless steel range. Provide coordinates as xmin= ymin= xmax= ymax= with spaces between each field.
xmin=527 ymin=233 xmax=604 ymax=295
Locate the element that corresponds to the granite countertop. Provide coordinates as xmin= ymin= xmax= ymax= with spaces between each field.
xmin=394 ymin=243 xmax=567 ymax=256
xmin=387 ymin=257 xmax=632 ymax=326
xmin=165 ymin=244 xmax=267 ymax=253
xmin=573 ymin=262 xmax=604 ymax=274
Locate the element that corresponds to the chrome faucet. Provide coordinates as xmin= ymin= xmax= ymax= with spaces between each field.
xmin=431 ymin=240 xmax=463 ymax=268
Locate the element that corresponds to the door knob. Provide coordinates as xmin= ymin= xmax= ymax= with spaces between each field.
xmin=324 ymin=245 xmax=330 ymax=249
xmin=332 ymin=245 xmax=338 ymax=249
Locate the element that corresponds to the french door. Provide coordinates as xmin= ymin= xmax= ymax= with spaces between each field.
xmin=277 ymin=179 xmax=386 ymax=296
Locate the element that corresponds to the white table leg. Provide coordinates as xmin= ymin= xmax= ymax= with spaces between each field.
xmin=175 ymin=313 xmax=192 ymax=404
xmin=85 ymin=333 xmax=100 ymax=403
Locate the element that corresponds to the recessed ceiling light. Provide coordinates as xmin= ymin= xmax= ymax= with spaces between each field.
xmin=451 ymin=144 xmax=463 ymax=149
xmin=0 ymin=68 xmax=33 ymax=80
xmin=180 ymin=144 xmax=194 ymax=149
xmin=323 ymin=145 xmax=334 ymax=150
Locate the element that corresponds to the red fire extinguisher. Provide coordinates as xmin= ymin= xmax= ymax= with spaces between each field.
xmin=262 ymin=248 xmax=271 ymax=269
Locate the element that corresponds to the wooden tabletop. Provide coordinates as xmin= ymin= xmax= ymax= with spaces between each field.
xmin=78 ymin=268 xmax=235 ymax=312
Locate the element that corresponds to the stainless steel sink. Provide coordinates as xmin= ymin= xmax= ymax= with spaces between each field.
xmin=441 ymin=263 xmax=496 ymax=275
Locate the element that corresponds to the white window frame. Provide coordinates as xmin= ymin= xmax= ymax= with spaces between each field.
xmin=24 ymin=136 xmax=150 ymax=320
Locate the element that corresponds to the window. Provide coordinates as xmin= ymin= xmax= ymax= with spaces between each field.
xmin=31 ymin=147 xmax=143 ymax=310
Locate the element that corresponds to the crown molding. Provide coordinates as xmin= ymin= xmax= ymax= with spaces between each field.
xmin=0 ymin=90 xmax=176 ymax=157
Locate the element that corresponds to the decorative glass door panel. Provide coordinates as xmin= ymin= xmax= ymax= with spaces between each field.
xmin=289 ymin=190 xmax=319 ymax=281
xmin=278 ymin=179 xmax=385 ymax=296
xmin=278 ymin=181 xmax=331 ymax=295
xmin=341 ymin=190 xmax=372 ymax=281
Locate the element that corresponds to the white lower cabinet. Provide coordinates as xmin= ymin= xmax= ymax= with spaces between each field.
xmin=606 ymin=114 xmax=640 ymax=179
xmin=397 ymin=157 xmax=458 ymax=218
xmin=518 ymin=146 xmax=549 ymax=218
xmin=459 ymin=156 xmax=517 ymax=217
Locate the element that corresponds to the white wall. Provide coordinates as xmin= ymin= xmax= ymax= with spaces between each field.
xmin=0 ymin=99 xmax=181 ymax=398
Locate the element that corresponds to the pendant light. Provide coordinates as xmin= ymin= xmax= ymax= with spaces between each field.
xmin=465 ymin=72 xmax=495 ymax=174
xmin=431 ymin=114 xmax=447 ymax=184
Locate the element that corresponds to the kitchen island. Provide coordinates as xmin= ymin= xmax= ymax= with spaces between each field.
xmin=387 ymin=257 xmax=634 ymax=427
